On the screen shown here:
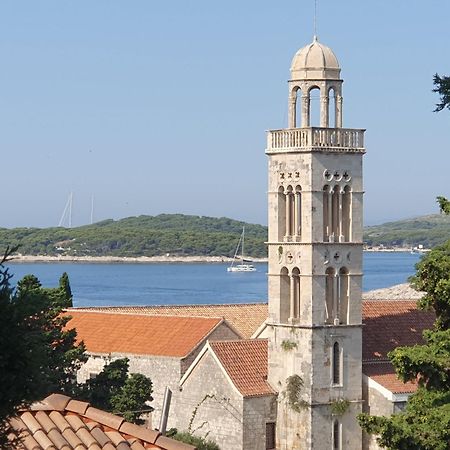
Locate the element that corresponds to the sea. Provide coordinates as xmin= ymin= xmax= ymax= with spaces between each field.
xmin=7 ymin=252 xmax=421 ymax=308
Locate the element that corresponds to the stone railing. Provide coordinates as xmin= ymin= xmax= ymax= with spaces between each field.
xmin=266 ymin=127 xmax=365 ymax=152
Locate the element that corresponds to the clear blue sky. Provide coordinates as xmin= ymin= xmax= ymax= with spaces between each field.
xmin=1 ymin=1 xmax=449 ymax=228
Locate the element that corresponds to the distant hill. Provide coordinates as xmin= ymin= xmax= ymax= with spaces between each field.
xmin=0 ymin=214 xmax=268 ymax=258
xmin=363 ymin=214 xmax=450 ymax=248
xmin=1 ymin=213 xmax=448 ymax=258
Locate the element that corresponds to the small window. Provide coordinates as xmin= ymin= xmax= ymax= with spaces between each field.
xmin=266 ymin=422 xmax=276 ymax=450
xmin=333 ymin=420 xmax=340 ymax=450
xmin=333 ymin=342 xmax=341 ymax=385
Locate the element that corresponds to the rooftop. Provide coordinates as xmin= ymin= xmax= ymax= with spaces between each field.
xmin=9 ymin=393 xmax=195 ymax=450
xmin=209 ymin=339 xmax=275 ymax=398
xmin=363 ymin=362 xmax=418 ymax=395
xmin=66 ymin=311 xmax=223 ymax=358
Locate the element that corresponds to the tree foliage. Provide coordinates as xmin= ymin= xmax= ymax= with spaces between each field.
xmin=358 ymin=197 xmax=450 ymax=449
xmin=77 ymin=358 xmax=153 ymax=424
xmin=433 ymin=73 xmax=450 ymax=112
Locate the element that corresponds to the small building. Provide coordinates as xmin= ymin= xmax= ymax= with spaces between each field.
xmin=67 ymin=311 xmax=240 ymax=428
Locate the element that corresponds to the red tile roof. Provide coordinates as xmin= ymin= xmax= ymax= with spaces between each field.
xmin=66 ymin=311 xmax=223 ymax=358
xmin=362 ymin=301 xmax=435 ymax=361
xmin=71 ymin=303 xmax=268 ymax=339
xmin=363 ymin=362 xmax=418 ymax=394
xmin=209 ymin=339 xmax=275 ymax=398
xmin=9 ymin=393 xmax=195 ymax=450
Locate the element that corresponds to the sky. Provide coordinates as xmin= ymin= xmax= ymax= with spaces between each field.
xmin=1 ymin=1 xmax=449 ymax=228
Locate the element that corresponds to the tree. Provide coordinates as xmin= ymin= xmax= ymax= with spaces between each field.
xmin=358 ymin=197 xmax=450 ymax=449
xmin=0 ymin=249 xmax=86 ymax=445
xmin=437 ymin=196 xmax=450 ymax=215
xmin=433 ymin=74 xmax=450 ymax=112
xmin=77 ymin=358 xmax=154 ymax=424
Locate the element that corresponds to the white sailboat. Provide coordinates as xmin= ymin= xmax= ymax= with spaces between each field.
xmin=227 ymin=227 xmax=257 ymax=272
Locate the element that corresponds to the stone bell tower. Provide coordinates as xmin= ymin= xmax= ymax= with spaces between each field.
xmin=266 ymin=37 xmax=366 ymax=449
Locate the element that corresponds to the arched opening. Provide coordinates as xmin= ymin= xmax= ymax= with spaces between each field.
xmin=342 ymin=185 xmax=351 ymax=241
xmin=325 ymin=267 xmax=335 ymax=324
xmin=332 ymin=342 xmax=341 ymax=385
xmin=308 ymin=86 xmax=321 ymax=127
xmin=328 ymin=87 xmax=337 ymax=129
xmin=293 ymin=86 xmax=302 ymax=128
xmin=323 ymin=185 xmax=330 ymax=241
xmin=285 ymin=185 xmax=294 ymax=239
xmin=291 ymin=267 xmax=300 ymax=320
xmin=339 ymin=268 xmax=349 ymax=324
xmin=278 ymin=186 xmax=286 ymax=241
xmin=331 ymin=186 xmax=340 ymax=241
xmin=295 ymin=185 xmax=302 ymax=240
xmin=333 ymin=419 xmax=340 ymax=450
xmin=280 ymin=267 xmax=290 ymax=323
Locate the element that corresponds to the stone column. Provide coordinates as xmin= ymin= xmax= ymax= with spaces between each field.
xmin=328 ymin=188 xmax=333 ymax=242
xmin=294 ymin=191 xmax=301 ymax=240
xmin=333 ymin=273 xmax=340 ymax=325
xmin=301 ymin=95 xmax=310 ymax=127
xmin=285 ymin=192 xmax=291 ymax=239
xmin=336 ymin=95 xmax=343 ymax=128
xmin=289 ymin=274 xmax=295 ymax=320
xmin=338 ymin=188 xmax=344 ymax=242
xmin=289 ymin=96 xmax=297 ymax=128
xmin=320 ymin=95 xmax=329 ymax=128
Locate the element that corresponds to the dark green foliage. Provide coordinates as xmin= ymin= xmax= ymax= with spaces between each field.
xmin=77 ymin=358 xmax=153 ymax=424
xmin=437 ymin=196 xmax=450 ymax=215
xmin=0 ymin=214 xmax=268 ymax=258
xmin=358 ymin=198 xmax=450 ymax=449
xmin=59 ymin=272 xmax=73 ymax=307
xmin=433 ymin=73 xmax=450 ymax=112
xmin=0 ymin=249 xmax=86 ymax=443
xmin=169 ymin=430 xmax=220 ymax=450
xmin=363 ymin=213 xmax=450 ymax=248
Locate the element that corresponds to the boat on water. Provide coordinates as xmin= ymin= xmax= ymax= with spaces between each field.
xmin=411 ymin=244 xmax=430 ymax=255
xmin=227 ymin=227 xmax=256 ymax=272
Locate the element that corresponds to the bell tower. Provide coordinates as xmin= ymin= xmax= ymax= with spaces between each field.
xmin=266 ymin=37 xmax=365 ymax=449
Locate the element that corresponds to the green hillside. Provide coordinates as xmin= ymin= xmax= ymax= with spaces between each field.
xmin=1 ymin=213 xmax=448 ymax=258
xmin=364 ymin=214 xmax=450 ymax=248
xmin=0 ymin=214 xmax=268 ymax=258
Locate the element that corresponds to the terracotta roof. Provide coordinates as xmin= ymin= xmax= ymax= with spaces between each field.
xmin=362 ymin=300 xmax=435 ymax=361
xmin=363 ymin=362 xmax=418 ymax=394
xmin=66 ymin=311 xmax=223 ymax=358
xmin=9 ymin=393 xmax=195 ymax=450
xmin=71 ymin=303 xmax=268 ymax=339
xmin=209 ymin=339 xmax=275 ymax=398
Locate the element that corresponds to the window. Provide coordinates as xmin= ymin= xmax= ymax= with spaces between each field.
xmin=333 ymin=420 xmax=340 ymax=450
xmin=333 ymin=342 xmax=341 ymax=385
xmin=266 ymin=422 xmax=276 ymax=450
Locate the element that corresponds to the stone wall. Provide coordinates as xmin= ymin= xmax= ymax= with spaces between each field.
xmin=178 ymin=351 xmax=244 ymax=450
xmin=243 ymin=396 xmax=277 ymax=450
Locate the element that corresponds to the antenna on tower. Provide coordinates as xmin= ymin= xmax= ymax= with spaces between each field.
xmin=313 ymin=0 xmax=318 ymax=40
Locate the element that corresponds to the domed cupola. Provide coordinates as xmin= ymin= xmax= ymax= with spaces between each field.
xmin=288 ymin=36 xmax=344 ymax=129
xmin=290 ymin=36 xmax=341 ymax=81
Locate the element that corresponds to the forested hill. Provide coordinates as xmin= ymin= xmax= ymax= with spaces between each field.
xmin=0 ymin=214 xmax=268 ymax=258
xmin=363 ymin=214 xmax=450 ymax=248
xmin=1 ymin=213 xmax=449 ymax=258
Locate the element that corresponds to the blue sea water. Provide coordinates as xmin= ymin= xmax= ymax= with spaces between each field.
xmin=7 ymin=252 xmax=421 ymax=307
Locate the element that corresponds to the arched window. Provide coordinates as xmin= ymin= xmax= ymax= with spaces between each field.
xmin=323 ymin=185 xmax=330 ymax=241
xmin=291 ymin=267 xmax=301 ymax=320
xmin=333 ymin=342 xmax=341 ymax=385
xmin=308 ymin=86 xmax=321 ymax=127
xmin=342 ymin=185 xmax=351 ymax=241
xmin=325 ymin=267 xmax=335 ymax=323
xmin=333 ymin=419 xmax=340 ymax=450
xmin=278 ymin=186 xmax=286 ymax=241
xmin=328 ymin=87 xmax=337 ymax=129
xmin=339 ymin=268 xmax=349 ymax=324
xmin=331 ymin=186 xmax=340 ymax=240
xmin=280 ymin=267 xmax=290 ymax=323
xmin=285 ymin=185 xmax=294 ymax=240
xmin=294 ymin=185 xmax=302 ymax=240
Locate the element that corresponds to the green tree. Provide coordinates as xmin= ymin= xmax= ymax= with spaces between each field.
xmin=433 ymin=73 xmax=450 ymax=112
xmin=0 ymin=249 xmax=86 ymax=444
xmin=358 ymin=197 xmax=450 ymax=449
xmin=77 ymin=358 xmax=154 ymax=424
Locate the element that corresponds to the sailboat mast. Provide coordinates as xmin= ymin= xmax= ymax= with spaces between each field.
xmin=242 ymin=226 xmax=245 ymax=263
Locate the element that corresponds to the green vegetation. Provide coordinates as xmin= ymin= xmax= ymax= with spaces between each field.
xmin=358 ymin=198 xmax=450 ymax=449
xmin=168 ymin=430 xmax=221 ymax=450
xmin=0 ymin=214 xmax=267 ymax=258
xmin=363 ymin=213 xmax=450 ymax=248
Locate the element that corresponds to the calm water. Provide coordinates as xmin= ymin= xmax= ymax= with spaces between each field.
xmin=7 ymin=252 xmax=421 ymax=307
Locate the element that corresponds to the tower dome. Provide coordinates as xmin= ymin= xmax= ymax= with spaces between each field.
xmin=290 ymin=36 xmax=341 ymax=81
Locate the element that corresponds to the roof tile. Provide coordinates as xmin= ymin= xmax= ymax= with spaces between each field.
xmin=84 ymin=407 xmax=124 ymax=431
xmin=66 ymin=311 xmax=223 ymax=357
xmin=210 ymin=339 xmax=275 ymax=398
xmin=119 ymin=422 xmax=159 ymax=444
xmin=154 ymin=435 xmax=197 ymax=450
xmin=66 ymin=399 xmax=89 ymax=415
xmin=363 ymin=362 xmax=418 ymax=394
xmin=43 ymin=394 xmax=71 ymax=411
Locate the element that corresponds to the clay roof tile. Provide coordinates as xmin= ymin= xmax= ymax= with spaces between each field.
xmin=43 ymin=394 xmax=71 ymax=411
xmin=119 ymin=422 xmax=159 ymax=444
xmin=154 ymin=435 xmax=197 ymax=450
xmin=66 ymin=399 xmax=90 ymax=415
xmin=84 ymin=407 xmax=124 ymax=431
